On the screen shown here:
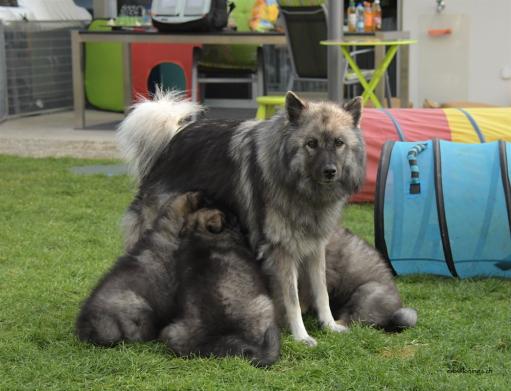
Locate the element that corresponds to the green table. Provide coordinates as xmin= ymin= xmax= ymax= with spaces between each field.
xmin=321 ymin=39 xmax=417 ymax=108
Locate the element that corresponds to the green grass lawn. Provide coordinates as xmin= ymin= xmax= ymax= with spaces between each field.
xmin=0 ymin=155 xmax=509 ymax=390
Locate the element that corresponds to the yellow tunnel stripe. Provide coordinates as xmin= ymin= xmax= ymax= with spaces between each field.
xmin=462 ymin=108 xmax=511 ymax=142
xmin=444 ymin=108 xmax=481 ymax=143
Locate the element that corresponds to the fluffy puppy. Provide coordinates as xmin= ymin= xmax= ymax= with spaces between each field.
xmin=300 ymin=227 xmax=417 ymax=331
xmin=75 ymin=192 xmax=201 ymax=345
xmin=160 ymin=205 xmax=280 ymax=367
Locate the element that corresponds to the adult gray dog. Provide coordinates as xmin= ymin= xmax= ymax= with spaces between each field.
xmin=117 ymin=90 xmax=366 ymax=346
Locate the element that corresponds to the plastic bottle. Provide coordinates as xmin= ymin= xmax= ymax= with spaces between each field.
xmin=373 ymin=0 xmax=382 ymax=31
xmin=356 ymin=2 xmax=365 ymax=33
xmin=347 ymin=0 xmax=357 ymax=33
xmin=364 ymin=1 xmax=374 ymax=33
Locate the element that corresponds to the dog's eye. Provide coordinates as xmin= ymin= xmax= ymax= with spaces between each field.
xmin=306 ymin=139 xmax=318 ymax=149
xmin=334 ymin=138 xmax=344 ymax=148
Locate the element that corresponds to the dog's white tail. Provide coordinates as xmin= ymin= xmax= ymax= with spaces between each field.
xmin=117 ymin=89 xmax=203 ymax=182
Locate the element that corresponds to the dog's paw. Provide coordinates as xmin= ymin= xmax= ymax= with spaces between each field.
xmin=295 ymin=335 xmax=317 ymax=347
xmin=324 ymin=321 xmax=349 ymax=333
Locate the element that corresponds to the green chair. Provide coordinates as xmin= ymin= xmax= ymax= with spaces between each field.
xmin=255 ymin=95 xmax=285 ymax=119
xmin=85 ymin=19 xmax=125 ymax=112
xmin=192 ymin=0 xmax=264 ymax=108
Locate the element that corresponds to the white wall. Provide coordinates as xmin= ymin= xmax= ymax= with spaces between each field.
xmin=92 ymin=0 xmax=117 ymax=18
xmin=403 ymin=0 xmax=511 ymax=106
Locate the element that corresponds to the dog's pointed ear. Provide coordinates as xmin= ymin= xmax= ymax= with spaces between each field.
xmin=343 ymin=97 xmax=363 ymax=128
xmin=285 ymin=91 xmax=306 ymax=124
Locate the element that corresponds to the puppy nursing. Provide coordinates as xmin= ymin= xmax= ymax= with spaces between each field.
xmin=76 ymin=193 xmax=279 ymax=366
xmin=160 ymin=205 xmax=279 ymax=366
xmin=76 ymin=192 xmax=199 ymax=345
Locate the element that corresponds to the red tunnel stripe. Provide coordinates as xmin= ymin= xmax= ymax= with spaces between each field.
xmin=353 ymin=109 xmax=451 ymax=203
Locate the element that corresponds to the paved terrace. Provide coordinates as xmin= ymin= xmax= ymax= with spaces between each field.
xmin=0 ymin=108 xmax=256 ymax=159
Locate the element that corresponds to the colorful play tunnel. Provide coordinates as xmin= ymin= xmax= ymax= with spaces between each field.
xmin=374 ymin=140 xmax=511 ymax=278
xmin=356 ymin=107 xmax=511 ymax=202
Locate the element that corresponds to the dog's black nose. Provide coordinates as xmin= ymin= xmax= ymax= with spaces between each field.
xmin=323 ymin=165 xmax=337 ymax=179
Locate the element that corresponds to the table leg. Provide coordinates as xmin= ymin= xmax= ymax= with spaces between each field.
xmin=191 ymin=47 xmax=200 ymax=105
xmin=399 ymin=44 xmax=410 ymax=108
xmin=340 ymin=47 xmax=381 ymax=108
xmin=345 ymin=45 xmax=400 ymax=109
xmin=374 ymin=45 xmax=385 ymax=106
xmin=71 ymin=31 xmax=85 ymax=129
xmin=122 ymin=42 xmax=132 ymax=114
xmin=363 ymin=45 xmax=399 ymax=107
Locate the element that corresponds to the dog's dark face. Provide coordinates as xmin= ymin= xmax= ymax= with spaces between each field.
xmin=283 ymin=92 xmax=366 ymax=199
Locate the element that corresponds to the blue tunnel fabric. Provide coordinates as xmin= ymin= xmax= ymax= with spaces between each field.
xmin=376 ymin=140 xmax=511 ymax=278
xmin=501 ymin=142 xmax=511 ymax=238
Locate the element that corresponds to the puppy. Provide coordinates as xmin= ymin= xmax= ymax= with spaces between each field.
xmin=160 ymin=205 xmax=280 ymax=367
xmin=76 ymin=192 xmax=201 ymax=345
xmin=300 ymin=227 xmax=417 ymax=331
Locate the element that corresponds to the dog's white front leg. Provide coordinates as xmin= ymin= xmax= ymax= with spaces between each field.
xmin=264 ymin=248 xmax=317 ymax=347
xmin=306 ymin=245 xmax=348 ymax=333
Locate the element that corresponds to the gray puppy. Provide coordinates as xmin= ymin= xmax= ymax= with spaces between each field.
xmin=160 ymin=205 xmax=280 ymax=366
xmin=117 ymin=90 xmax=366 ymax=347
xmin=300 ymin=227 xmax=417 ymax=331
xmin=76 ymin=192 xmax=279 ymax=366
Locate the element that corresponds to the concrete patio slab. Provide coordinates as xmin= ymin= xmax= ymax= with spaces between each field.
xmin=0 ymin=107 xmax=256 ymax=159
xmin=0 ymin=110 xmax=123 ymax=159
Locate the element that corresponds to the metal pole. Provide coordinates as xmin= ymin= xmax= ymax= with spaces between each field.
xmin=327 ymin=0 xmax=344 ymax=103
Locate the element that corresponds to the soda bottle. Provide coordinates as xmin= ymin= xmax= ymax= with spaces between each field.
xmin=364 ymin=1 xmax=374 ymax=33
xmin=348 ymin=0 xmax=357 ymax=33
xmin=356 ymin=2 xmax=364 ymax=33
xmin=373 ymin=0 xmax=382 ymax=31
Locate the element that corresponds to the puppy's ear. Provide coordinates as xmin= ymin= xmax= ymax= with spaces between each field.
xmin=186 ymin=191 xmax=203 ymax=211
xmin=171 ymin=192 xmax=201 ymax=218
xmin=285 ymin=91 xmax=307 ymax=124
xmin=343 ymin=97 xmax=363 ymax=128
xmin=179 ymin=215 xmax=197 ymax=237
